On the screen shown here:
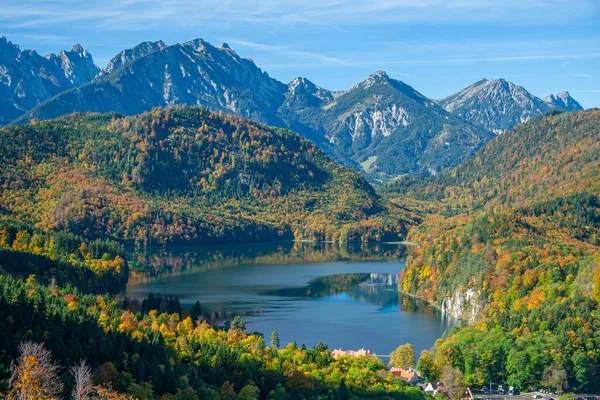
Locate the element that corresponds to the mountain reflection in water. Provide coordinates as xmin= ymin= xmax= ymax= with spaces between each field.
xmin=127 ymin=241 xmax=408 ymax=284
xmin=123 ymin=241 xmax=458 ymax=356
xmin=265 ymin=272 xmax=439 ymax=316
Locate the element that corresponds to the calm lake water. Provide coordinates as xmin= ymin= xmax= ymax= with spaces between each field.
xmin=123 ymin=241 xmax=458 ymax=356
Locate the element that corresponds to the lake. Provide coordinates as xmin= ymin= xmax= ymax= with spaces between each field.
xmin=123 ymin=241 xmax=459 ymax=357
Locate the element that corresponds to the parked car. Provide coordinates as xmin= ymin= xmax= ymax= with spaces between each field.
xmin=534 ymin=394 xmax=542 ymax=399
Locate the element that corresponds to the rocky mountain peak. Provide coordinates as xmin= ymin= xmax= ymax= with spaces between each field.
xmin=371 ymin=70 xmax=389 ymax=79
xmin=363 ymin=70 xmax=390 ymax=86
xmin=0 ymin=36 xmax=15 ymax=48
xmin=544 ymin=90 xmax=583 ymax=111
xmin=70 ymin=43 xmax=85 ymax=54
xmin=53 ymin=43 xmax=99 ymax=85
xmin=0 ymin=36 xmax=99 ymax=124
xmin=486 ymin=78 xmax=518 ymax=93
xmin=289 ymin=77 xmax=318 ymax=92
xmin=286 ymin=77 xmax=333 ymax=105
xmin=0 ymin=36 xmax=21 ymax=60
xmin=439 ymin=78 xmax=554 ymax=134
xmin=184 ymin=38 xmax=210 ymax=52
xmin=96 ymin=40 xmax=167 ymax=79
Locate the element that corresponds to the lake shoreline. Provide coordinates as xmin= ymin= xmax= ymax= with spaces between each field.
xmin=124 ymin=242 xmax=456 ymax=356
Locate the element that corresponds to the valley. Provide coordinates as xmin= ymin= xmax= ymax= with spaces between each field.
xmin=0 ymin=29 xmax=599 ymax=400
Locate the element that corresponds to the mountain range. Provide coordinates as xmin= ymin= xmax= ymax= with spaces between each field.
xmin=1 ymin=36 xmax=583 ymax=179
xmin=0 ymin=36 xmax=99 ymax=125
xmin=437 ymin=78 xmax=583 ymax=134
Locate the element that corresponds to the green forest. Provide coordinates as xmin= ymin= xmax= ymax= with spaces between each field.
xmin=0 ymin=107 xmax=422 ymax=399
xmin=1 ymin=106 xmax=600 ymax=398
xmin=386 ymin=110 xmax=600 ymax=392
xmin=0 ymin=223 xmax=425 ymax=399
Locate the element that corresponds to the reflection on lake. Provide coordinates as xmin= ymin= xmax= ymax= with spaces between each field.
xmin=124 ymin=242 xmax=459 ymax=356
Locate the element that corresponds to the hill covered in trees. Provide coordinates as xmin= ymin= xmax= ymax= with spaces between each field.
xmin=0 ymin=106 xmax=411 ymax=246
xmin=384 ymin=110 xmax=600 ymax=391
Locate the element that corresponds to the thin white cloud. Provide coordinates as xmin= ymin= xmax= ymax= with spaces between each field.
xmin=21 ymin=34 xmax=71 ymax=45
xmin=225 ymin=39 xmax=346 ymax=65
xmin=0 ymin=0 xmax=597 ymax=31
xmin=261 ymin=51 xmax=600 ymax=69
xmin=565 ymin=73 xmax=593 ymax=78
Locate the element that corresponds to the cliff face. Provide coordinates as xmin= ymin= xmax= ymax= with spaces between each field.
xmin=440 ymin=288 xmax=482 ymax=323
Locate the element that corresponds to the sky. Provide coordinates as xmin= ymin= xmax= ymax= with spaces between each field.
xmin=1 ymin=0 xmax=600 ymax=108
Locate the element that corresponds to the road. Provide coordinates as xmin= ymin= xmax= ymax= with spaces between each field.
xmin=472 ymin=391 xmax=562 ymax=400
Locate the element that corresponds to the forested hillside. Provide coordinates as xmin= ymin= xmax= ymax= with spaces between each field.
xmin=0 ymin=226 xmax=425 ymax=399
xmin=385 ymin=110 xmax=600 ymax=391
xmin=384 ymin=110 xmax=600 ymax=213
xmin=0 ymin=221 xmax=128 ymax=292
xmin=0 ymin=106 xmax=411 ymax=246
xmin=0 ymin=105 xmax=425 ymax=398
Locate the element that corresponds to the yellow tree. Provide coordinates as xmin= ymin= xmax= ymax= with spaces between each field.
xmin=9 ymin=342 xmax=63 ymax=400
xmin=95 ymin=385 xmax=129 ymax=400
xmin=389 ymin=343 xmax=416 ymax=369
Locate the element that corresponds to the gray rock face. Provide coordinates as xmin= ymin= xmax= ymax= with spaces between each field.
xmin=95 ymin=40 xmax=167 ymax=79
xmin=18 ymin=39 xmax=287 ymax=127
xmin=544 ymin=91 xmax=584 ymax=111
xmin=441 ymin=288 xmax=482 ymax=323
xmin=280 ymin=71 xmax=493 ymax=177
xmin=438 ymin=78 xmax=560 ymax=134
xmin=0 ymin=36 xmax=99 ymax=125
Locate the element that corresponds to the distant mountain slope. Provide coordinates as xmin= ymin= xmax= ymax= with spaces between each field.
xmin=13 ymin=38 xmax=492 ymax=181
xmin=442 ymin=109 xmax=600 ymax=209
xmin=386 ymin=109 xmax=600 ymax=211
xmin=280 ymin=71 xmax=493 ymax=177
xmin=438 ymin=78 xmax=565 ymax=133
xmin=0 ymin=36 xmax=99 ymax=125
xmin=95 ymin=40 xmax=167 ymax=79
xmin=0 ymin=106 xmax=410 ymax=245
xmin=15 ymin=39 xmax=287 ymax=127
xmin=544 ymin=90 xmax=584 ymax=111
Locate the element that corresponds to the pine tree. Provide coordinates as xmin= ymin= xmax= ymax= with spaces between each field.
xmin=191 ymin=301 xmax=203 ymax=322
xmin=231 ymin=316 xmax=246 ymax=332
xmin=270 ymin=331 xmax=280 ymax=350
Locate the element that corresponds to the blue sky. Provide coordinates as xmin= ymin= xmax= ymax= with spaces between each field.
xmin=2 ymin=0 xmax=600 ymax=107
